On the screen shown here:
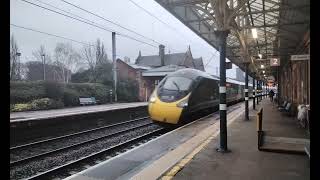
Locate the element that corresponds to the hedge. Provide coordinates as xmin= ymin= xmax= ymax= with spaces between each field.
xmin=10 ymin=81 xmax=138 ymax=109
xmin=11 ymin=98 xmax=64 ymax=112
xmin=64 ymin=83 xmax=111 ymax=106
xmin=10 ymin=81 xmax=46 ymax=104
xmin=117 ymin=81 xmax=139 ymax=102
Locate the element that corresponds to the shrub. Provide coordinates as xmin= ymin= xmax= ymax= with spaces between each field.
xmin=63 ymin=89 xmax=80 ymax=106
xmin=30 ymin=98 xmax=50 ymax=110
xmin=12 ymin=103 xmax=32 ymax=112
xmin=49 ymin=99 xmax=64 ymax=109
xmin=117 ymin=80 xmax=139 ymax=102
xmin=10 ymin=81 xmax=46 ymax=104
xmin=66 ymin=83 xmax=110 ymax=104
xmin=43 ymin=81 xmax=64 ymax=100
xmin=30 ymin=98 xmax=64 ymax=110
xmin=10 ymin=81 xmax=118 ymax=108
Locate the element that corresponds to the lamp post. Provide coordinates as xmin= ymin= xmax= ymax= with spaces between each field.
xmin=42 ymin=54 xmax=46 ymax=81
xmin=16 ymin=52 xmax=21 ymax=80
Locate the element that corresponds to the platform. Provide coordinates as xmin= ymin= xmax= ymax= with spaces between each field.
xmin=169 ymin=99 xmax=309 ymax=180
xmin=10 ymin=102 xmax=147 ymax=122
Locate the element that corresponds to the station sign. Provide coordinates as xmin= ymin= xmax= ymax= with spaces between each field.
xmin=270 ymin=58 xmax=280 ymax=66
xmin=291 ymin=54 xmax=309 ymax=61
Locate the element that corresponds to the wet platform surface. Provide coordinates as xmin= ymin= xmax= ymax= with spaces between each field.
xmin=172 ymin=98 xmax=309 ymax=180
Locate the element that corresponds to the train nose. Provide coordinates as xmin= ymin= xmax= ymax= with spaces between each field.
xmin=148 ymin=101 xmax=183 ymax=124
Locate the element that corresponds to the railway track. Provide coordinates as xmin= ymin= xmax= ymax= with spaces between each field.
xmin=10 ymin=116 xmax=150 ymax=162
xmin=25 ymin=128 xmax=166 ymax=180
xmin=10 ymin=117 xmax=166 ymax=180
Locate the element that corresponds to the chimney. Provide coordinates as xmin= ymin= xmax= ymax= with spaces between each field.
xmin=159 ymin=45 xmax=165 ymax=66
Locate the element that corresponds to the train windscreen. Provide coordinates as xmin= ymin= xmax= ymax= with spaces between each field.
xmin=157 ymin=76 xmax=193 ymax=102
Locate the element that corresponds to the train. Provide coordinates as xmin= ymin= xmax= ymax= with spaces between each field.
xmin=148 ymin=68 xmax=260 ymax=125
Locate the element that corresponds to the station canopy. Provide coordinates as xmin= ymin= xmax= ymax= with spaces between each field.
xmin=155 ymin=0 xmax=310 ymax=81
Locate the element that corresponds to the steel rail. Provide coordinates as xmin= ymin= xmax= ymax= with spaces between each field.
xmin=25 ymin=127 xmax=165 ymax=180
xmin=10 ymin=116 xmax=150 ymax=150
xmin=10 ymin=121 xmax=153 ymax=166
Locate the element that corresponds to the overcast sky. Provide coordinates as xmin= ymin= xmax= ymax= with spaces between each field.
xmin=10 ymin=0 xmax=239 ymax=77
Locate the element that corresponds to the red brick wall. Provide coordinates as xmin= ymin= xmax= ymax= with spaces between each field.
xmin=116 ymin=59 xmax=159 ymax=102
xmin=116 ymin=59 xmax=137 ymax=81
xmin=116 ymin=59 xmax=169 ymax=102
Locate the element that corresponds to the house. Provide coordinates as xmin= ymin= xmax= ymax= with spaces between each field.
xmin=135 ymin=45 xmax=204 ymax=71
xmin=116 ymin=44 xmax=205 ymax=101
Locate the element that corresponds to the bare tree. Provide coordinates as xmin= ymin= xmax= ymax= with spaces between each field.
xmin=32 ymin=45 xmax=52 ymax=64
xmin=54 ymin=42 xmax=81 ymax=83
xmin=32 ymin=45 xmax=53 ymax=81
xmin=10 ymin=35 xmax=21 ymax=80
xmin=20 ymin=62 xmax=28 ymax=80
xmin=81 ymin=39 xmax=109 ymax=82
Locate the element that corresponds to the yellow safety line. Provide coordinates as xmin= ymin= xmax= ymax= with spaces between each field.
xmin=161 ymin=109 xmax=241 ymax=180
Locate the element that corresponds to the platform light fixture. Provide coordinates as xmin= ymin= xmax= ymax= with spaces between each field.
xmin=263 ymin=70 xmax=265 ymax=74
xmin=251 ymin=28 xmax=258 ymax=39
xmin=261 ymin=64 xmax=264 ymax=68
xmin=258 ymin=54 xmax=262 ymax=59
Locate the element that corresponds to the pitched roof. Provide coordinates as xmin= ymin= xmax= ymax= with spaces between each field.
xmin=193 ymin=57 xmax=205 ymax=71
xmin=142 ymin=65 xmax=186 ymax=77
xmin=164 ymin=53 xmax=187 ymax=66
xmin=135 ymin=49 xmax=204 ymax=71
xmin=127 ymin=63 xmax=151 ymax=70
xmin=136 ymin=52 xmax=187 ymax=67
xmin=136 ymin=55 xmax=161 ymax=67
xmin=117 ymin=58 xmax=151 ymax=70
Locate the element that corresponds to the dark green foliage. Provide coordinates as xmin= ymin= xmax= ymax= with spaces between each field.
xmin=117 ymin=80 xmax=139 ymax=102
xmin=11 ymin=98 xmax=64 ymax=112
xmin=71 ymin=63 xmax=113 ymax=86
xmin=30 ymin=98 xmax=64 ymax=110
xmin=10 ymin=79 xmax=138 ymax=111
xmin=44 ymin=81 xmax=64 ymax=100
xmin=65 ymin=83 xmax=110 ymax=104
xmin=63 ymin=88 xmax=80 ymax=106
xmin=10 ymin=81 xmax=46 ymax=104
xmin=71 ymin=69 xmax=91 ymax=83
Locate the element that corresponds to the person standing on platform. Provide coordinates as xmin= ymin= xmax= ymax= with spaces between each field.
xmin=269 ymin=89 xmax=275 ymax=102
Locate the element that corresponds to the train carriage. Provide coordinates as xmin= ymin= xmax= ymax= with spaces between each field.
xmin=148 ymin=68 xmax=252 ymax=125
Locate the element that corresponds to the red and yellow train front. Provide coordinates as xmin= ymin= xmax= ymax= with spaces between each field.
xmin=147 ymin=76 xmax=192 ymax=124
xmin=148 ymin=91 xmax=189 ymax=124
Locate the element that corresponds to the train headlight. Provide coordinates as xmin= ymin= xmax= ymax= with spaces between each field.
xmin=150 ymin=97 xmax=156 ymax=103
xmin=149 ymin=93 xmax=156 ymax=103
xmin=177 ymin=99 xmax=188 ymax=108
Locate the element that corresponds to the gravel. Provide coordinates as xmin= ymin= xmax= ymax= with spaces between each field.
xmin=10 ymin=124 xmax=161 ymax=180
xmin=10 ymin=119 xmax=151 ymax=162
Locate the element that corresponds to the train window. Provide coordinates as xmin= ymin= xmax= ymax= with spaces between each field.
xmin=162 ymin=76 xmax=192 ymax=91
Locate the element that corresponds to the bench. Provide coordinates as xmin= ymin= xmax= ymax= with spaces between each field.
xmin=305 ymin=142 xmax=310 ymax=159
xmin=278 ymin=101 xmax=287 ymax=109
xmin=279 ymin=102 xmax=292 ymax=117
xmin=279 ymin=102 xmax=291 ymax=113
xmin=79 ymin=97 xmax=97 ymax=105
